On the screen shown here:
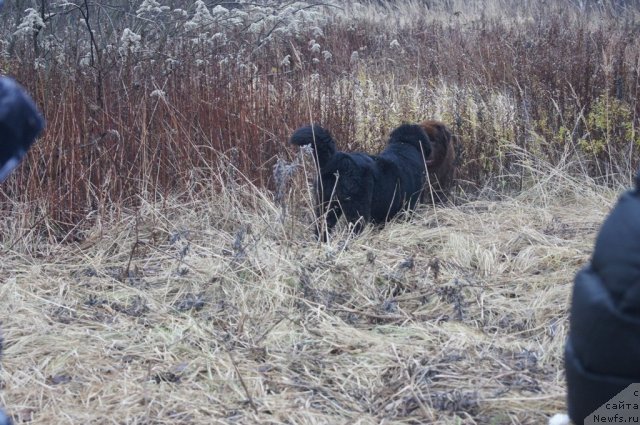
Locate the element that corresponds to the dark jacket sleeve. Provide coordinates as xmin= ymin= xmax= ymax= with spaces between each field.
xmin=566 ymin=174 xmax=640 ymax=423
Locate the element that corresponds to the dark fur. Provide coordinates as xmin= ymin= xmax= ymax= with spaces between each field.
xmin=421 ymin=120 xmax=458 ymax=203
xmin=290 ymin=123 xmax=432 ymax=240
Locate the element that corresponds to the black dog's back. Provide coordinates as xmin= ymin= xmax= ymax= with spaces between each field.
xmin=370 ymin=124 xmax=432 ymax=221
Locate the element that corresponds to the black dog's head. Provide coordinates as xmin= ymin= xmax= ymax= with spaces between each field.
xmin=388 ymin=123 xmax=432 ymax=159
xmin=289 ymin=124 xmax=337 ymax=168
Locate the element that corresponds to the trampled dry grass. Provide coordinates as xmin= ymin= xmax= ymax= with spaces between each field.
xmin=0 ymin=157 xmax=621 ymax=424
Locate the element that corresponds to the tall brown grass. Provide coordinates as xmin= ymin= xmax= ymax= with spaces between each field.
xmin=1 ymin=0 xmax=639 ymax=239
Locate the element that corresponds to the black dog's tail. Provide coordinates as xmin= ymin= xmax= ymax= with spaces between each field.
xmin=388 ymin=123 xmax=432 ymax=159
xmin=289 ymin=125 xmax=337 ymax=169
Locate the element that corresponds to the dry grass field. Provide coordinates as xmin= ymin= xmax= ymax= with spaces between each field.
xmin=1 ymin=0 xmax=639 ymax=423
xmin=0 ymin=155 xmax=622 ymax=424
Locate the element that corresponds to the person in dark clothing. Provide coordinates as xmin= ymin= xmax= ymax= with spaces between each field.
xmin=0 ymin=75 xmax=45 ymax=425
xmin=565 ymin=170 xmax=640 ymax=423
xmin=0 ymin=77 xmax=44 ymax=182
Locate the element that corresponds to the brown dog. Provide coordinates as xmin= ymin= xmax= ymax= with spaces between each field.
xmin=421 ymin=120 xmax=458 ymax=203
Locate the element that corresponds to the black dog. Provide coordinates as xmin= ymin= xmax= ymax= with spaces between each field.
xmin=290 ymin=123 xmax=432 ymax=240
